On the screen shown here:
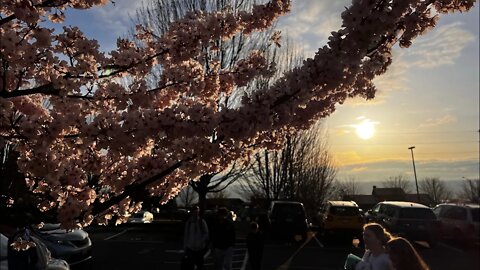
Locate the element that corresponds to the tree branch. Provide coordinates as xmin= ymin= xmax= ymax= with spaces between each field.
xmin=91 ymin=156 xmax=194 ymax=216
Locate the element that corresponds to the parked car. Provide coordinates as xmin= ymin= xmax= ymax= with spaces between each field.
xmin=127 ymin=210 xmax=154 ymax=223
xmin=365 ymin=201 xmax=440 ymax=246
xmin=1 ymin=233 xmax=70 ymax=270
xmin=319 ymin=201 xmax=364 ymax=241
xmin=433 ymin=203 xmax=480 ymax=245
xmin=32 ymin=224 xmax=92 ymax=268
xmin=268 ymin=201 xmax=309 ymax=241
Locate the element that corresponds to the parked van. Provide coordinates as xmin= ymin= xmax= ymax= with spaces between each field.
xmin=268 ymin=201 xmax=308 ymax=241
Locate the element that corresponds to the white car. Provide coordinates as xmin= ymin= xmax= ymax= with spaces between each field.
xmin=32 ymin=224 xmax=92 ymax=268
xmin=127 ymin=210 xmax=154 ymax=223
xmin=433 ymin=203 xmax=480 ymax=244
xmin=1 ymin=233 xmax=70 ymax=270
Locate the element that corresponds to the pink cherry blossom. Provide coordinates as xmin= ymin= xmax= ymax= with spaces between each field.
xmin=0 ymin=0 xmax=476 ymax=231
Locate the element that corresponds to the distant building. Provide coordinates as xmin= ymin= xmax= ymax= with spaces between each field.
xmin=205 ymin=198 xmax=245 ymax=212
xmin=342 ymin=186 xmax=433 ymax=210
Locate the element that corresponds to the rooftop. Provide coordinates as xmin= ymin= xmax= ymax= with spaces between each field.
xmin=380 ymin=201 xmax=429 ymax=208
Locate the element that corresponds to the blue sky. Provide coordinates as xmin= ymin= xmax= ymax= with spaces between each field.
xmin=55 ymin=0 xmax=479 ymax=183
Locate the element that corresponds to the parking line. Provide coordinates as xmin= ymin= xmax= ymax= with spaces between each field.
xmin=240 ymin=252 xmax=249 ymax=270
xmin=276 ymin=233 xmax=315 ymax=270
xmin=312 ymin=234 xmax=325 ymax=248
xmin=438 ymin=242 xmax=464 ymax=254
xmin=104 ymin=229 xmax=129 ymax=241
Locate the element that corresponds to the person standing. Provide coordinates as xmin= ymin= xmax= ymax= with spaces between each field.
xmin=247 ymin=222 xmax=264 ymax=270
xmin=386 ymin=237 xmax=429 ymax=270
xmin=355 ymin=223 xmax=394 ymax=270
xmin=210 ymin=207 xmax=236 ymax=270
xmin=183 ymin=206 xmax=209 ymax=270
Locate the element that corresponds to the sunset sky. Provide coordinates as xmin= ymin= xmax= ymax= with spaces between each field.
xmin=58 ymin=0 xmax=479 ymax=183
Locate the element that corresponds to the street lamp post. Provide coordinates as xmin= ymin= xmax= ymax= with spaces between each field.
xmin=408 ymin=146 xmax=420 ymax=202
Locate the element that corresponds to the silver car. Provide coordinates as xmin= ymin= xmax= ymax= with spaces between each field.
xmin=32 ymin=224 xmax=92 ymax=268
xmin=127 ymin=210 xmax=154 ymax=224
xmin=1 ymin=233 xmax=70 ymax=270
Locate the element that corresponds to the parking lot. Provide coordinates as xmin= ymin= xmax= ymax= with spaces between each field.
xmin=85 ymin=222 xmax=480 ymax=270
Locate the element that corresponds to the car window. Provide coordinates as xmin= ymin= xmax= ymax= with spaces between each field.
xmin=272 ymin=204 xmax=305 ymax=219
xmin=443 ymin=207 xmax=467 ymax=221
xmin=470 ymin=208 xmax=479 ymax=222
xmin=372 ymin=204 xmax=381 ymax=213
xmin=384 ymin=205 xmax=397 ymax=217
xmin=330 ymin=206 xmax=359 ymax=216
xmin=378 ymin=204 xmax=388 ymax=214
xmin=399 ymin=208 xmax=436 ymax=220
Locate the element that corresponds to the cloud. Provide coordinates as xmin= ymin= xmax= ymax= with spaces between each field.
xmin=277 ymin=1 xmax=348 ymax=55
xmin=337 ymin=158 xmax=479 ymax=182
xmin=420 ymin=114 xmax=457 ymax=128
xmin=90 ymin=0 xmax=146 ymax=37
xmin=350 ymin=166 xmax=368 ymax=173
xmin=344 ymin=22 xmax=474 ymax=107
xmin=406 ymin=22 xmax=475 ymax=69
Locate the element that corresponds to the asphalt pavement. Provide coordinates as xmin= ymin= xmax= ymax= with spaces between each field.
xmin=85 ymin=222 xmax=480 ymax=270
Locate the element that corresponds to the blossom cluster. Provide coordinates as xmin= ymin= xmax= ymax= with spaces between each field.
xmin=0 ymin=0 xmax=475 ymax=229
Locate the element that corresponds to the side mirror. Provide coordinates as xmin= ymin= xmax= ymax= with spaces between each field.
xmin=367 ymin=210 xmax=372 ymax=214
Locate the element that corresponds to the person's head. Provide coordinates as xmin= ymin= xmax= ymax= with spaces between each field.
xmin=387 ymin=237 xmax=429 ymax=270
xmin=362 ymin=223 xmax=392 ymax=251
xmin=250 ymin=221 xmax=259 ymax=232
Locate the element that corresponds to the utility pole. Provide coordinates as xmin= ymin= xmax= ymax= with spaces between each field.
xmin=409 ymin=146 xmax=420 ymax=203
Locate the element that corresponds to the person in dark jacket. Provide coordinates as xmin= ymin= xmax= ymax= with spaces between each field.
xmin=247 ymin=222 xmax=264 ymax=270
xmin=210 ymin=207 xmax=235 ymax=270
xmin=183 ymin=206 xmax=209 ymax=270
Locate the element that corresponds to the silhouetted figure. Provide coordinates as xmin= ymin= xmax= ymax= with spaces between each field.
xmin=210 ymin=207 xmax=235 ymax=270
xmin=183 ymin=206 xmax=209 ymax=270
xmin=386 ymin=237 xmax=429 ymax=270
xmin=247 ymin=222 xmax=264 ymax=270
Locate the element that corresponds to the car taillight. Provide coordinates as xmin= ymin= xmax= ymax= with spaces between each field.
xmin=327 ymin=215 xmax=333 ymax=221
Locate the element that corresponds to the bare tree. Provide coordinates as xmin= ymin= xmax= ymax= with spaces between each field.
xmin=207 ymin=189 xmax=230 ymax=199
xmin=419 ymin=177 xmax=451 ymax=204
xmin=189 ymin=161 xmax=247 ymax=216
xmin=458 ymin=178 xmax=480 ymax=203
xmin=242 ymin=121 xmax=337 ymax=219
xmin=337 ymin=176 xmax=361 ymax=198
xmin=177 ymin=185 xmax=198 ymax=208
xmin=293 ymin=125 xmax=337 ymax=218
xmin=382 ymin=175 xmax=413 ymax=193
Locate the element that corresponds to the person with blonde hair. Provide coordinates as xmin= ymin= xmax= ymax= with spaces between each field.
xmin=386 ymin=237 xmax=429 ymax=270
xmin=355 ymin=223 xmax=394 ymax=270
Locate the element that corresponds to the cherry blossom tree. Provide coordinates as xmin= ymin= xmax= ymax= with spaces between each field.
xmin=0 ymin=0 xmax=476 ymax=229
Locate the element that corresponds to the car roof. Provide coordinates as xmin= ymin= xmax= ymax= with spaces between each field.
xmin=328 ymin=201 xmax=358 ymax=207
xmin=379 ymin=201 xmax=429 ymax=208
xmin=271 ymin=201 xmax=303 ymax=205
xmin=436 ymin=203 xmax=480 ymax=209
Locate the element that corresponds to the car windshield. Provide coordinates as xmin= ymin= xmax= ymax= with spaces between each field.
xmin=400 ymin=208 xmax=436 ymax=219
xmin=330 ymin=206 xmax=359 ymax=216
xmin=471 ymin=208 xmax=479 ymax=222
xmin=272 ymin=204 xmax=305 ymax=218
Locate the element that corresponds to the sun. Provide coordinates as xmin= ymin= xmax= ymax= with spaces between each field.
xmin=355 ymin=120 xmax=375 ymax=140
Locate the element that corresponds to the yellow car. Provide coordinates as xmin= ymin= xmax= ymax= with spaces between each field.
xmin=320 ymin=201 xmax=364 ymax=240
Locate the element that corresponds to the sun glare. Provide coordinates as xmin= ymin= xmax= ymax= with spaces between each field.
xmin=355 ymin=120 xmax=375 ymax=140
